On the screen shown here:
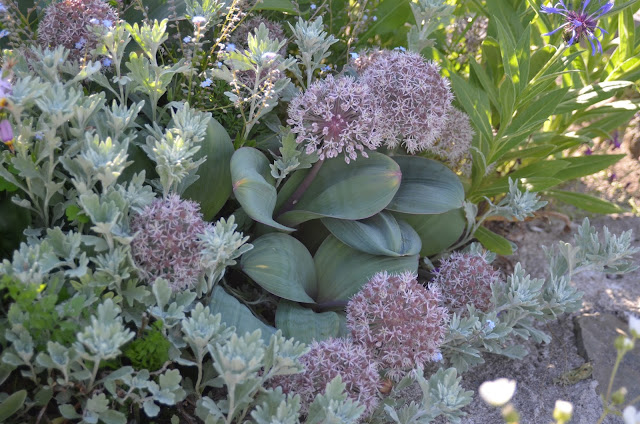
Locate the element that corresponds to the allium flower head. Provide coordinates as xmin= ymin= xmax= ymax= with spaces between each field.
xmin=360 ymin=50 xmax=454 ymax=154
xmin=230 ymin=16 xmax=287 ymax=55
xmin=431 ymin=252 xmax=501 ymax=314
xmin=431 ymin=108 xmax=474 ymax=176
xmin=541 ymin=0 xmax=613 ymax=55
xmin=272 ymin=338 xmax=380 ymax=418
xmin=346 ymin=271 xmax=449 ymax=381
xmin=38 ymin=0 xmax=118 ymax=62
xmin=130 ymin=194 xmax=206 ymax=291
xmin=287 ymin=75 xmax=382 ymax=163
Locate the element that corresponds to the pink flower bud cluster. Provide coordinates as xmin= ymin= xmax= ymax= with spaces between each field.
xmin=431 ymin=252 xmax=501 ymax=314
xmin=359 ymin=50 xmax=454 ymax=154
xmin=271 ymin=337 xmax=381 ymax=418
xmin=130 ymin=195 xmax=207 ymax=291
xmin=38 ymin=0 xmax=118 ymax=62
xmin=287 ymin=74 xmax=382 ymax=164
xmin=346 ymin=271 xmax=449 ymax=381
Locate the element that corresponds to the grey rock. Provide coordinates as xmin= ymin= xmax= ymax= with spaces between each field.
xmin=575 ymin=313 xmax=640 ymax=403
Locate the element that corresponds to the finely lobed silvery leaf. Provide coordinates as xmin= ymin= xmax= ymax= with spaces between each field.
xmin=209 ymin=330 xmax=265 ymax=387
xmin=74 ymin=299 xmax=134 ymax=360
xmin=251 ymin=387 xmax=302 ymax=424
xmin=181 ymin=303 xmax=233 ymax=352
xmin=0 ymin=240 xmax=61 ymax=285
xmin=488 ymin=179 xmax=547 ymax=222
xmin=306 ymin=376 xmax=365 ymax=424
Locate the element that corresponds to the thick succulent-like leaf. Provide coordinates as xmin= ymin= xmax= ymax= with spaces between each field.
xmin=385 ymin=156 xmax=465 ymax=214
xmin=322 ymin=211 xmax=421 ymax=256
xmin=395 ymin=208 xmax=466 ymax=256
xmin=241 ymin=233 xmax=317 ymax=303
xmin=210 ymin=286 xmax=275 ymax=342
xmin=277 ymin=152 xmax=401 ymax=227
xmin=183 ymin=119 xmax=234 ymax=220
xmin=314 ymin=235 xmax=419 ymax=303
xmin=231 ymin=147 xmax=294 ymax=231
xmin=275 ymin=301 xmax=340 ymax=343
xmin=0 ymin=390 xmax=26 ymax=422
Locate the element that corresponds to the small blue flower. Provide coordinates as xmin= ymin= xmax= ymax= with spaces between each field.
xmin=541 ymin=0 xmax=613 ymax=55
xmin=350 ymin=52 xmax=359 ymax=59
xmin=192 ymin=16 xmax=206 ymax=25
xmin=200 ymin=78 xmax=212 ymax=88
xmin=486 ymin=320 xmax=496 ymax=331
xmin=34 ymin=132 xmax=43 ymax=141
xmin=102 ymin=58 xmax=112 ymax=67
xmin=432 ymin=352 xmax=443 ymax=362
xmin=310 ymin=3 xmax=317 ymax=9
xmin=75 ymin=38 xmax=86 ymax=49
xmin=393 ymin=46 xmax=407 ymax=52
xmin=373 ymin=16 xmax=378 ymax=21
xmin=89 ymin=18 xmax=99 ymax=25
xmin=320 ymin=64 xmax=332 ymax=72
xmin=102 ymin=19 xmax=113 ymax=28
xmin=0 ymin=3 xmax=6 ymax=13
xmin=216 ymin=61 xmax=223 ymax=68
xmin=225 ymin=43 xmax=236 ymax=52
xmin=183 ymin=36 xmax=192 ymax=43
xmin=0 ymin=29 xmax=9 ymax=39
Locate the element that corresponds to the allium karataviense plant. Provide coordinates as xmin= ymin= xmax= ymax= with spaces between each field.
xmin=431 ymin=252 xmax=502 ymax=315
xmin=431 ymin=108 xmax=474 ymax=175
xmin=271 ymin=337 xmax=381 ymax=418
xmin=359 ymin=50 xmax=454 ymax=154
xmin=541 ymin=0 xmax=614 ymax=55
xmin=37 ymin=0 xmax=118 ymax=62
xmin=287 ymin=74 xmax=382 ymax=164
xmin=130 ymin=194 xmax=206 ymax=291
xmin=346 ymin=271 xmax=449 ymax=381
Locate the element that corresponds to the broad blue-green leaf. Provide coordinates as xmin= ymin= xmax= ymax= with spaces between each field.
xmin=210 ymin=286 xmax=275 ymax=343
xmin=546 ymin=190 xmax=626 ymax=214
xmin=322 ymin=211 xmax=421 ymax=257
xmin=231 ymin=147 xmax=294 ymax=232
xmin=314 ymin=235 xmax=419 ymax=302
xmin=0 ymin=390 xmax=26 ymax=422
xmin=275 ymin=301 xmax=340 ymax=344
xmin=277 ymin=152 xmax=401 ymax=227
xmin=394 ymin=208 xmax=466 ymax=257
xmin=474 ymin=226 xmax=513 ymax=256
xmin=241 ymin=233 xmax=317 ymax=303
xmin=385 ymin=156 xmax=465 ymax=214
xmin=183 ymin=118 xmax=234 ymax=220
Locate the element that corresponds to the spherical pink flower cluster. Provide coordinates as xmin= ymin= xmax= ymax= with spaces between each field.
xmin=38 ymin=0 xmax=118 ymax=62
xmin=431 ymin=108 xmax=475 ymax=176
xmin=431 ymin=252 xmax=501 ymax=314
xmin=360 ymin=50 xmax=454 ymax=154
xmin=271 ymin=337 xmax=380 ymax=418
xmin=287 ymin=74 xmax=382 ymax=164
xmin=346 ymin=271 xmax=449 ymax=381
xmin=230 ymin=16 xmax=287 ymax=55
xmin=130 ymin=194 xmax=206 ymax=291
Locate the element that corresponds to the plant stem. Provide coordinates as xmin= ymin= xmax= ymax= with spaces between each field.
xmin=276 ymin=159 xmax=324 ymax=217
xmin=606 ymin=351 xmax=624 ymax=401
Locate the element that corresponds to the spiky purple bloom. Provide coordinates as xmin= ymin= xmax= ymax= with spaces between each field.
xmin=130 ymin=194 xmax=206 ymax=291
xmin=38 ymin=0 xmax=118 ymax=62
xmin=541 ymin=0 xmax=613 ymax=55
xmin=230 ymin=16 xmax=287 ymax=55
xmin=346 ymin=271 xmax=449 ymax=381
xmin=271 ymin=337 xmax=380 ymax=418
xmin=287 ymin=75 xmax=382 ymax=163
xmin=431 ymin=108 xmax=474 ymax=175
xmin=359 ymin=50 xmax=454 ymax=154
xmin=431 ymin=252 xmax=501 ymax=315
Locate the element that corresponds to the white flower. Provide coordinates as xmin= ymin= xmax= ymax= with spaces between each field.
xmin=192 ymin=16 xmax=206 ymax=25
xmin=478 ymin=378 xmax=516 ymax=407
xmin=624 ymin=406 xmax=640 ymax=424
xmin=553 ymin=400 xmax=573 ymax=423
xmin=629 ymin=315 xmax=640 ymax=338
xmin=350 ymin=52 xmax=359 ymax=59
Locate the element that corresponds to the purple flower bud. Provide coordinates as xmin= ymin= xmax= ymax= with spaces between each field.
xmin=608 ymin=173 xmax=617 ymax=182
xmin=0 ymin=119 xmax=13 ymax=142
xmin=585 ymin=147 xmax=593 ymax=155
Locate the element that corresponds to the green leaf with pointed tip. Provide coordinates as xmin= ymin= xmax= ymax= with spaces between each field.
xmin=322 ymin=211 xmax=421 ymax=257
xmin=385 ymin=156 xmax=465 ymax=214
xmin=210 ymin=286 xmax=275 ymax=342
xmin=546 ymin=190 xmax=626 ymax=214
xmin=231 ymin=147 xmax=294 ymax=232
xmin=474 ymin=226 xmax=513 ymax=256
xmin=277 ymin=152 xmax=401 ymax=227
xmin=241 ymin=233 xmax=317 ymax=303
xmin=0 ymin=390 xmax=26 ymax=422
xmin=555 ymin=81 xmax=634 ymax=115
xmin=314 ymin=235 xmax=418 ymax=302
xmin=254 ymin=0 xmax=296 ymax=12
xmin=394 ymin=208 xmax=466 ymax=257
xmin=275 ymin=301 xmax=340 ymax=343
xmin=183 ymin=118 xmax=234 ymax=220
